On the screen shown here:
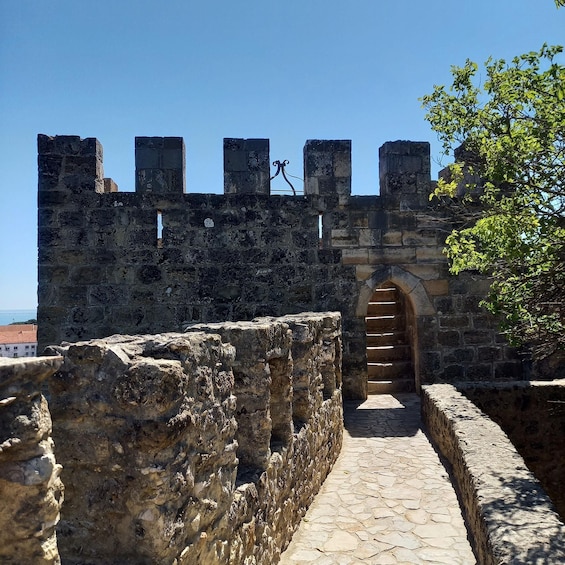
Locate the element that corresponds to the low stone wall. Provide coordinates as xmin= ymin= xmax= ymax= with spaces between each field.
xmin=458 ymin=380 xmax=565 ymax=521
xmin=0 ymin=356 xmax=64 ymax=565
xmin=45 ymin=312 xmax=343 ymax=564
xmin=422 ymin=384 xmax=565 ymax=565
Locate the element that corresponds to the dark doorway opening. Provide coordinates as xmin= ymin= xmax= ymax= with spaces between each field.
xmin=366 ymin=284 xmax=414 ymax=394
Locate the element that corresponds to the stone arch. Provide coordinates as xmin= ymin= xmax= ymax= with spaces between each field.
xmin=357 ymin=266 xmax=436 ymax=392
xmin=356 ymin=265 xmax=435 ymax=318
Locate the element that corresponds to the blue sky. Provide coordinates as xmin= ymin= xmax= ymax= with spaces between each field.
xmin=1 ymin=0 xmax=563 ymax=309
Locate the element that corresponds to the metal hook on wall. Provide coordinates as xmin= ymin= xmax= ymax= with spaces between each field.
xmin=270 ymin=160 xmax=296 ymax=195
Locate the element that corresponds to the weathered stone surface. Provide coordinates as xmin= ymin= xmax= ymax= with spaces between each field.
xmin=38 ymin=134 xmax=527 ymax=400
xmin=461 ymin=379 xmax=565 ymax=521
xmin=42 ymin=312 xmax=343 ymax=564
xmin=0 ymin=356 xmax=64 ymax=565
xmin=46 ymin=332 xmax=237 ymax=563
xmin=422 ymin=384 xmax=565 ymax=565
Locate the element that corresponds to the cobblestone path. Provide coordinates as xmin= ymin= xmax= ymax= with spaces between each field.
xmin=280 ymin=393 xmax=476 ymax=564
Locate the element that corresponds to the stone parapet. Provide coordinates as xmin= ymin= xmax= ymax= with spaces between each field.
xmin=459 ymin=380 xmax=565 ymax=520
xmin=303 ymin=140 xmax=351 ymax=203
xmin=422 ymin=384 xmax=565 ymax=565
xmin=43 ymin=312 xmax=343 ymax=564
xmin=0 ymin=356 xmax=64 ymax=565
xmin=37 ymin=134 xmax=527 ymax=399
xmin=224 ymin=138 xmax=270 ymax=194
xmin=135 ymin=136 xmax=186 ymax=193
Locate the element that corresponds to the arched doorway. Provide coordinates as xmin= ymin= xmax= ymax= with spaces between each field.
xmin=366 ymin=283 xmax=415 ymax=394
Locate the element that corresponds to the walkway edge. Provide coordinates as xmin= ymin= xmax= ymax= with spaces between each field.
xmin=422 ymin=384 xmax=565 ymax=565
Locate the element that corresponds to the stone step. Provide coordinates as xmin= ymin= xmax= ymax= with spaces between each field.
xmin=371 ymin=287 xmax=397 ymax=302
xmin=367 ymin=378 xmax=414 ymax=394
xmin=367 ymin=361 xmax=413 ymax=380
xmin=366 ymin=331 xmax=407 ymax=347
xmin=366 ymin=301 xmax=400 ymax=317
xmin=365 ymin=315 xmax=405 ymax=332
xmin=367 ymin=344 xmax=411 ymax=362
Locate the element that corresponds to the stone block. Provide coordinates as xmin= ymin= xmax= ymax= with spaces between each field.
xmin=399 ymin=193 xmax=430 ymax=211
xmin=437 ymin=331 xmax=461 ymax=347
xmin=403 ymin=263 xmax=444 ymax=280
xmin=354 ymin=229 xmax=377 ymax=249
xmin=421 ymin=350 xmax=441 ymax=372
xmin=443 ymin=347 xmax=475 ymax=364
xmin=442 ymin=364 xmax=465 ymax=380
xmin=494 ymin=361 xmax=523 ymax=380
xmin=463 ymin=329 xmax=493 ymax=345
xmin=423 ymin=279 xmax=449 ymax=296
xmin=368 ymin=246 xmax=416 ymax=264
xmin=304 ymin=140 xmax=351 ymax=197
xmin=341 ymin=248 xmax=369 ymax=265
xmin=135 ymin=147 xmax=160 ymax=168
xmin=224 ymin=150 xmax=247 ymax=172
xmin=477 ymin=346 xmax=502 ymax=362
xmin=162 ymin=147 xmax=184 ymax=169
xmin=416 ymin=247 xmax=446 ymax=262
xmin=223 ymin=138 xmax=269 ymax=194
xmin=135 ymin=137 xmax=185 ymax=193
xmin=440 ymin=314 xmax=470 ymax=329
xmin=355 ymin=264 xmax=375 ymax=281
xmin=331 ymin=229 xmax=358 ymax=247
xmin=402 ymin=229 xmax=438 ymax=246
xmin=334 ymin=151 xmax=352 ymax=177
xmin=382 ymin=230 xmax=403 ymax=246
xmin=104 ymin=178 xmax=118 ymax=194
xmin=367 ymin=208 xmax=386 ymax=229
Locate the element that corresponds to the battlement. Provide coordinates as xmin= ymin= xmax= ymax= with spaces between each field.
xmin=37 ymin=133 xmax=524 ymax=399
xmin=38 ymin=134 xmax=431 ymax=201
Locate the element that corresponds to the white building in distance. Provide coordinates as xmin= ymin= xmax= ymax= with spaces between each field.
xmin=0 ymin=324 xmax=38 ymax=358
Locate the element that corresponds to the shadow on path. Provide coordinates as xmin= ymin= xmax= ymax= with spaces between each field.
xmin=343 ymin=393 xmax=421 ymax=438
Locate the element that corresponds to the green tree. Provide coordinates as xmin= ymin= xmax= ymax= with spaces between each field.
xmin=421 ymin=44 xmax=565 ymax=361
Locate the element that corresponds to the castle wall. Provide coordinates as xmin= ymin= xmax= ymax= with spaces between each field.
xmin=44 ymin=313 xmax=343 ymax=564
xmin=0 ymin=356 xmax=64 ymax=565
xmin=460 ymin=380 xmax=565 ymax=521
xmin=422 ymin=383 xmax=565 ymax=564
xmin=37 ymin=134 xmax=524 ymax=399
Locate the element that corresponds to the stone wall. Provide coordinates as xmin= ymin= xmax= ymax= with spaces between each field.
xmin=0 ymin=356 xmax=64 ymax=564
xmin=37 ymin=134 xmax=524 ymax=398
xmin=422 ymin=384 xmax=565 ymax=565
xmin=44 ymin=312 xmax=343 ymax=564
xmin=459 ymin=380 xmax=565 ymax=520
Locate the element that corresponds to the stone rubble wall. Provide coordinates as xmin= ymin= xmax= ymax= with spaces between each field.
xmin=459 ymin=380 xmax=565 ymax=521
xmin=44 ymin=312 xmax=343 ymax=564
xmin=0 ymin=356 xmax=64 ymax=565
xmin=421 ymin=384 xmax=565 ymax=565
xmin=37 ymin=134 xmax=526 ymax=400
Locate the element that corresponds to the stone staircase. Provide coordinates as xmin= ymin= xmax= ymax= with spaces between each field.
xmin=366 ymin=286 xmax=414 ymax=394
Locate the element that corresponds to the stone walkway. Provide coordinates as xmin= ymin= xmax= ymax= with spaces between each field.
xmin=279 ymin=394 xmax=476 ymax=565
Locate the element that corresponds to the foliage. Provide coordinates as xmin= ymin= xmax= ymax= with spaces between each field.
xmin=422 ymin=45 xmax=565 ymax=359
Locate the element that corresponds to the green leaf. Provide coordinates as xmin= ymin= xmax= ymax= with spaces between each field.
xmin=422 ymin=44 xmax=565 ymax=359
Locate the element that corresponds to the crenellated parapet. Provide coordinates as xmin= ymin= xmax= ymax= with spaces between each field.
xmin=37 ymin=134 xmax=525 ymax=399
xmin=43 ymin=313 xmax=343 ymax=564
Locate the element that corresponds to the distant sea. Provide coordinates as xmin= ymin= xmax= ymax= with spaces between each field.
xmin=0 ymin=309 xmax=37 ymax=326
